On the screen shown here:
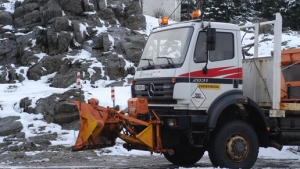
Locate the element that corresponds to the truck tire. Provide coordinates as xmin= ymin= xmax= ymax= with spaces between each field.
xmin=208 ymin=121 xmax=259 ymax=168
xmin=163 ymin=137 xmax=204 ymax=166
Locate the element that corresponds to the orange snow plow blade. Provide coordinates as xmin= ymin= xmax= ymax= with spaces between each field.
xmin=71 ymin=99 xmax=118 ymax=151
xmin=70 ymin=98 xmax=171 ymax=154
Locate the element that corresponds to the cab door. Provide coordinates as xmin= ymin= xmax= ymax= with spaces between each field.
xmin=184 ymin=29 xmax=241 ymax=110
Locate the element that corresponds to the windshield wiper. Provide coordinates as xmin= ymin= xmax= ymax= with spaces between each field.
xmin=141 ymin=58 xmax=155 ymax=70
xmin=157 ymin=57 xmax=175 ymax=68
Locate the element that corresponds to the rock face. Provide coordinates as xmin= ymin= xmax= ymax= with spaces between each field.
xmin=0 ymin=0 xmax=146 ymax=85
xmin=0 ymin=0 xmax=147 ymax=150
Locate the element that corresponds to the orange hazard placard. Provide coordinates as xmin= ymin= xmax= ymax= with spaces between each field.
xmin=198 ymin=84 xmax=221 ymax=90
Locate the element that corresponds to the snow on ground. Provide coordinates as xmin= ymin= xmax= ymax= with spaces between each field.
xmin=0 ymin=14 xmax=300 ymax=166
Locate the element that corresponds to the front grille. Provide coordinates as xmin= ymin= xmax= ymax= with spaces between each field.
xmin=131 ymin=78 xmax=177 ymax=104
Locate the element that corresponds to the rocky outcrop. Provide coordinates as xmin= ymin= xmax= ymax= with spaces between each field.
xmin=1 ymin=0 xmax=145 ymax=84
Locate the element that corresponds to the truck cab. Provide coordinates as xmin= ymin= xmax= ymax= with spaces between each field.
xmin=132 ymin=21 xmax=242 ymax=111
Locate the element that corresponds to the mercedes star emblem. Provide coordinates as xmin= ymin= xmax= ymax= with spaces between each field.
xmin=148 ymin=83 xmax=155 ymax=97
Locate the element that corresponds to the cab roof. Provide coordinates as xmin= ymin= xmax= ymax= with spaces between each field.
xmin=152 ymin=20 xmax=240 ymax=33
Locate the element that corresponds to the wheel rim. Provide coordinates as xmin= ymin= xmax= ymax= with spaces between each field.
xmin=226 ymin=134 xmax=249 ymax=162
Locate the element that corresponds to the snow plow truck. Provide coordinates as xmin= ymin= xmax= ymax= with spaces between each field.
xmin=70 ymin=12 xmax=300 ymax=168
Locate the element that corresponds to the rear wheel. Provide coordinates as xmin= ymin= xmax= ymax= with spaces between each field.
xmin=208 ymin=121 xmax=259 ymax=168
xmin=163 ymin=137 xmax=205 ymax=166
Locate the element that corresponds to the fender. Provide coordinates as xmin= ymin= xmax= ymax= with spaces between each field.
xmin=244 ymin=97 xmax=269 ymax=146
xmin=207 ymin=90 xmax=268 ymax=130
xmin=244 ymin=97 xmax=269 ymax=129
xmin=207 ymin=90 xmax=245 ymax=129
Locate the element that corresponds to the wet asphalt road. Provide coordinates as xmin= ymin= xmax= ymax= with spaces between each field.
xmin=0 ymin=145 xmax=300 ymax=169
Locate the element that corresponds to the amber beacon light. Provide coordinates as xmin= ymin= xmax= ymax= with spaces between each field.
xmin=192 ymin=9 xmax=201 ymax=19
xmin=158 ymin=17 xmax=169 ymax=25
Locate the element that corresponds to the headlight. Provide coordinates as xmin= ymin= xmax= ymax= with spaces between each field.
xmin=167 ymin=118 xmax=177 ymax=127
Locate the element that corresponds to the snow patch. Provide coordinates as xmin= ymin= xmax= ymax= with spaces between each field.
xmin=2 ymin=25 xmax=13 ymax=30
xmin=34 ymin=53 xmax=48 ymax=62
xmin=79 ymin=23 xmax=87 ymax=37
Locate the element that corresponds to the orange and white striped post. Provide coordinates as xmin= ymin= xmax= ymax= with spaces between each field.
xmin=76 ymin=72 xmax=81 ymax=88
xmin=77 ymin=72 xmax=82 ymax=110
xmin=111 ymin=85 xmax=115 ymax=108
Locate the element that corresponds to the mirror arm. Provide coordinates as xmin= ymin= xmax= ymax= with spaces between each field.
xmin=203 ymin=49 xmax=209 ymax=74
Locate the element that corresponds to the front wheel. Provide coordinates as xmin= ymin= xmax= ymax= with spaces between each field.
xmin=164 ymin=137 xmax=205 ymax=166
xmin=208 ymin=121 xmax=259 ymax=168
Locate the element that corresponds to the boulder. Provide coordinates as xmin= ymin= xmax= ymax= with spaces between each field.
xmin=121 ymin=1 xmax=145 ymax=30
xmin=92 ymin=33 xmax=110 ymax=51
xmin=32 ymin=26 xmax=48 ymax=52
xmin=61 ymin=119 xmax=79 ymax=130
xmin=57 ymin=32 xmax=73 ymax=53
xmin=60 ymin=0 xmax=83 ymax=15
xmin=0 ymin=11 xmax=13 ymax=26
xmin=27 ymin=55 xmax=65 ymax=80
xmin=122 ymin=42 xmax=143 ymax=64
xmin=97 ymin=0 xmax=107 ymax=9
xmin=0 ymin=66 xmax=24 ymax=84
xmin=123 ymin=14 xmax=146 ymax=30
xmin=19 ymin=97 xmax=35 ymax=113
xmin=97 ymin=8 xmax=116 ymax=25
xmin=24 ymin=10 xmax=41 ymax=25
xmin=54 ymin=17 xmax=72 ymax=32
xmin=0 ymin=116 xmax=23 ymax=136
xmin=72 ymin=20 xmax=87 ymax=44
xmin=101 ymin=53 xmax=126 ymax=80
xmin=90 ymin=67 xmax=103 ymax=83
xmin=82 ymin=0 xmax=94 ymax=12
xmin=14 ymin=17 xmax=25 ymax=28
xmin=124 ymin=1 xmax=142 ymax=17
xmin=102 ymin=33 xmax=110 ymax=52
xmin=50 ymin=59 xmax=90 ymax=88
xmin=41 ymin=0 xmax=62 ymax=26
xmin=28 ymin=132 xmax=58 ymax=146
xmin=51 ymin=71 xmax=78 ymax=88
xmin=92 ymin=35 xmax=104 ymax=49
xmin=0 ymin=39 xmax=18 ymax=66
xmin=14 ymin=6 xmax=25 ymax=19
xmin=20 ymin=50 xmax=39 ymax=66
xmin=46 ymin=26 xmax=73 ymax=55
xmin=53 ymin=101 xmax=79 ymax=124
xmin=33 ymin=89 xmax=83 ymax=124
xmin=23 ymin=3 xmax=39 ymax=13
xmin=121 ymin=34 xmax=145 ymax=64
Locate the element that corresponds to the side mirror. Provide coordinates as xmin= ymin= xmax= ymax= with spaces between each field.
xmin=206 ymin=28 xmax=216 ymax=51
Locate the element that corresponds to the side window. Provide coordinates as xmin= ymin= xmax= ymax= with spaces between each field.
xmin=194 ymin=31 xmax=234 ymax=63
xmin=193 ymin=32 xmax=206 ymax=63
xmin=210 ymin=32 xmax=234 ymax=62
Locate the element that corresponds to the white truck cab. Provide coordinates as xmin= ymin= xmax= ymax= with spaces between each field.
xmin=132 ymin=21 xmax=242 ymax=111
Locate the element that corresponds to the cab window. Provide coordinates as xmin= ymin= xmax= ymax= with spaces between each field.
xmin=194 ymin=32 xmax=234 ymax=63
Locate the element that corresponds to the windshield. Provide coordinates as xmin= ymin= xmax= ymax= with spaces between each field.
xmin=138 ymin=27 xmax=193 ymax=69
